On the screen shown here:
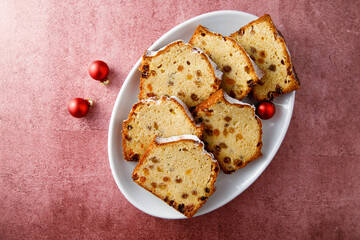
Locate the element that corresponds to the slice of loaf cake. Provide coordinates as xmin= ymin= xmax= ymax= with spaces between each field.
xmin=132 ymin=135 xmax=219 ymax=218
xmin=122 ymin=96 xmax=202 ymax=161
xmin=138 ymin=40 xmax=222 ymax=109
xmin=230 ymin=14 xmax=300 ymax=101
xmin=189 ymin=25 xmax=263 ymax=100
xmin=194 ymin=89 xmax=263 ymax=174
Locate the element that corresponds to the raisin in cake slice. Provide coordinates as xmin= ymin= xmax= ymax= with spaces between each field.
xmin=194 ymin=89 xmax=263 ymax=174
xmin=189 ymin=25 xmax=263 ymax=100
xmin=230 ymin=14 xmax=300 ymax=101
xmin=122 ymin=96 xmax=202 ymax=161
xmin=132 ymin=135 xmax=219 ymax=218
xmin=139 ymin=40 xmax=222 ymax=109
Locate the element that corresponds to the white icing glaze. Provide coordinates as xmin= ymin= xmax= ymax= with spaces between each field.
xmin=191 ymin=47 xmax=223 ymax=80
xmin=141 ymin=96 xmax=158 ymax=103
xmin=155 ymin=134 xmax=201 ymax=144
xmin=169 ymin=96 xmax=196 ymax=122
xmin=223 ymin=91 xmax=255 ymax=110
xmin=155 ymin=135 xmax=217 ymax=162
xmin=249 ymin=57 xmax=264 ymax=79
xmin=144 ymin=50 xmax=158 ymax=57
xmin=145 ymin=40 xmax=184 ymax=57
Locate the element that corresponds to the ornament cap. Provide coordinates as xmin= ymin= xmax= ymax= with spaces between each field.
xmin=100 ymin=79 xmax=110 ymax=85
xmin=85 ymin=98 xmax=94 ymax=106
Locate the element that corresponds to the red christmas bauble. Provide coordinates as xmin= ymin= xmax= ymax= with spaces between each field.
xmin=89 ymin=60 xmax=109 ymax=82
xmin=68 ymin=98 xmax=93 ymax=118
xmin=256 ymin=100 xmax=276 ymax=120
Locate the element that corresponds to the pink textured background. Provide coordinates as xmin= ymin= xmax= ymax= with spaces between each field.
xmin=1 ymin=0 xmax=359 ymax=239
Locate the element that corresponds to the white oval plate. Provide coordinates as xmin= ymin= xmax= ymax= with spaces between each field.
xmin=108 ymin=10 xmax=295 ymax=219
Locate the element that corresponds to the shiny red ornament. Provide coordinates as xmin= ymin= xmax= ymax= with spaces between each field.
xmin=256 ymin=100 xmax=276 ymax=120
xmin=89 ymin=60 xmax=109 ymax=84
xmin=68 ymin=98 xmax=93 ymax=118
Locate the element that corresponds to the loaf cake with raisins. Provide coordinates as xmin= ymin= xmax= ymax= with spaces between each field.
xmin=195 ymin=89 xmax=263 ymax=174
xmin=138 ymin=40 xmax=222 ymax=108
xmin=189 ymin=25 xmax=263 ymax=100
xmin=132 ymin=135 xmax=219 ymax=218
xmin=122 ymin=96 xmax=202 ymax=161
xmin=230 ymin=14 xmax=300 ymax=101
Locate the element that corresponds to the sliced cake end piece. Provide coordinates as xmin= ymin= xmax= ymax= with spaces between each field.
xmin=122 ymin=96 xmax=203 ymax=161
xmin=195 ymin=89 xmax=263 ymax=174
xmin=230 ymin=14 xmax=300 ymax=101
xmin=138 ymin=40 xmax=222 ymax=108
xmin=132 ymin=135 xmax=220 ymax=218
xmin=189 ymin=25 xmax=263 ymax=100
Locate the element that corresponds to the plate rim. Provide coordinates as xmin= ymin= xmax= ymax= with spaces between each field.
xmin=108 ymin=10 xmax=295 ymax=219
